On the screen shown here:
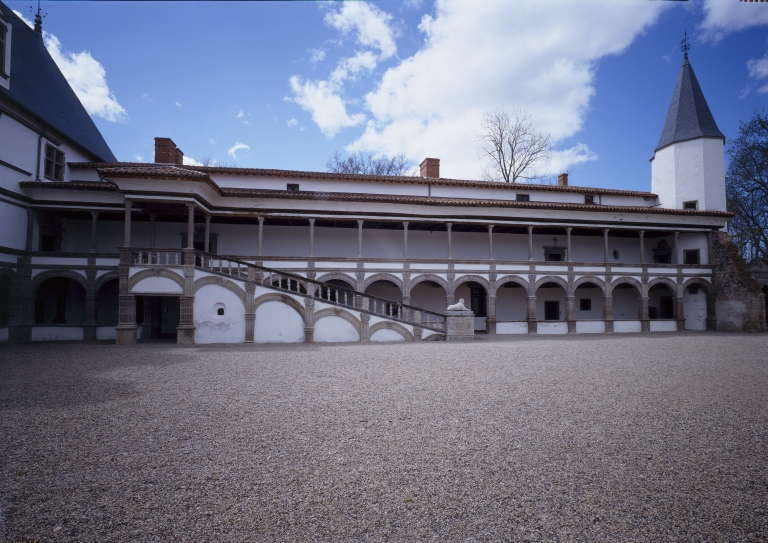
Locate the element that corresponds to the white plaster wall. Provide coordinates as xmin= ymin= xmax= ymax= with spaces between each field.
xmin=0 ymin=200 xmax=28 ymax=250
xmin=702 ymin=138 xmax=727 ymax=212
xmin=652 ymin=139 xmax=726 ymax=212
xmin=652 ymin=145 xmax=677 ymax=210
xmin=409 ymin=282 xmax=447 ymax=313
xmin=0 ymin=114 xmax=38 ymax=186
xmin=31 ymin=326 xmax=84 ymax=341
xmin=650 ymin=321 xmax=677 ymax=332
xmin=131 ymin=276 xmax=183 ymax=295
xmin=569 ymin=235 xmax=604 ymax=263
xmin=194 ymin=285 xmax=246 ymax=343
xmin=537 ymin=322 xmax=568 ymax=334
xmin=409 ymin=230 xmax=451 ymax=259
xmin=0 ymin=17 xmax=10 ymax=92
xmin=255 ymin=301 xmax=305 ymax=343
xmin=576 ymin=321 xmax=605 ymax=333
xmin=614 ymin=321 xmax=641 ymax=333
xmin=370 ymin=328 xmax=406 ymax=342
xmin=0 ymin=326 xmax=8 ymax=342
xmin=496 ymin=285 xmax=527 ymax=320
xmin=314 ymin=315 xmax=360 ymax=342
xmin=678 ymin=233 xmax=709 ymax=265
xmin=96 ymin=326 xmax=116 ymax=340
xmin=497 ymin=322 xmax=528 ymax=334
xmin=535 ymin=286 xmax=566 ymax=320
xmin=453 ymin=232 xmax=492 ymax=261
xmin=573 ymin=285 xmax=603 ymax=320
xmin=612 ymin=287 xmax=640 ymax=320
xmin=683 ymin=288 xmax=707 ymax=330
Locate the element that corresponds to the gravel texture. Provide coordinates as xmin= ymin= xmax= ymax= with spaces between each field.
xmin=1 ymin=333 xmax=767 ymax=542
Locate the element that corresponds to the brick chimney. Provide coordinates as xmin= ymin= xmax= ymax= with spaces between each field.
xmin=420 ymin=158 xmax=440 ymax=178
xmin=558 ymin=173 xmax=569 ymax=187
xmin=154 ymin=137 xmax=184 ymax=165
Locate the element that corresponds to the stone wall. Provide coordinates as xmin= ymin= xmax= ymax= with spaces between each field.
xmin=711 ymin=232 xmax=767 ymax=332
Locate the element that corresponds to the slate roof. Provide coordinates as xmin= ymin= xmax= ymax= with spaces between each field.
xmin=0 ymin=3 xmax=117 ymax=162
xmin=655 ymin=54 xmax=725 ymax=152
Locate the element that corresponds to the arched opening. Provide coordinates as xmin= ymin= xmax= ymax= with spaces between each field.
xmin=364 ymin=280 xmax=402 ymax=315
xmin=95 ymin=279 xmax=119 ymax=325
xmin=0 ymin=275 xmax=11 ymax=326
xmin=454 ymin=280 xmax=487 ymax=332
xmin=535 ymin=281 xmax=565 ymax=321
xmin=319 ymin=279 xmax=355 ymax=307
xmin=496 ymin=281 xmax=526 ymax=321
xmin=683 ymin=282 xmax=710 ymax=330
xmin=574 ymin=282 xmax=603 ymax=320
xmin=648 ymin=283 xmax=675 ymax=320
xmin=612 ymin=283 xmax=641 ymax=320
xmin=34 ymin=277 xmax=86 ymax=324
xmin=409 ymin=280 xmax=447 ymax=314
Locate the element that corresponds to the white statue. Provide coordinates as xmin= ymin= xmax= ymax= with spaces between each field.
xmin=446 ymin=298 xmax=467 ymax=311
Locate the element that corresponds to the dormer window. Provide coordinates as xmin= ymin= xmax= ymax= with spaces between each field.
xmin=683 ymin=200 xmax=698 ymax=210
xmin=287 ymin=183 xmax=299 ymax=191
xmin=585 ymin=194 xmax=596 ymax=205
xmin=0 ymin=23 xmax=7 ymax=77
xmin=516 ymin=194 xmax=529 ymax=202
xmin=44 ymin=144 xmax=65 ymax=181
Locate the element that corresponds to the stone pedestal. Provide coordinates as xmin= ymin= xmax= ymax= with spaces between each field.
xmin=445 ymin=309 xmax=474 ymax=342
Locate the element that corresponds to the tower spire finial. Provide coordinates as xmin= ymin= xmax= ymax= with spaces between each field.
xmin=681 ymin=30 xmax=690 ymax=58
xmin=31 ymin=1 xmax=45 ymax=40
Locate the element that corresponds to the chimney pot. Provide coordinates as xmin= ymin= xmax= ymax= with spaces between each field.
xmin=154 ymin=137 xmax=178 ymax=164
xmin=558 ymin=173 xmax=569 ymax=187
xmin=419 ymin=158 xmax=440 ymax=179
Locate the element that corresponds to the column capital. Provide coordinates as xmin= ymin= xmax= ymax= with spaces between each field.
xmin=308 ymin=218 xmax=315 ymax=225
xmin=488 ymin=224 xmax=494 ymax=232
xmin=403 ymin=221 xmax=409 ymax=228
xmin=90 ymin=211 xmax=99 ymax=220
xmin=125 ymin=200 xmax=133 ymax=210
xmin=185 ymin=202 xmax=195 ymax=211
xmin=357 ymin=219 xmax=364 ymax=226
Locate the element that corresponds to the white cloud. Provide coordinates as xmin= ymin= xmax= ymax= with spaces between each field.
xmin=544 ymin=144 xmax=598 ymax=177
xmin=342 ymin=0 xmax=667 ymax=179
xmin=15 ymin=10 xmax=126 ymax=123
xmin=209 ymin=138 xmax=216 ymax=145
xmin=236 ymin=109 xmax=245 ymax=119
xmin=287 ymin=118 xmax=299 ymax=127
xmin=135 ymin=154 xmax=144 ymax=162
xmin=228 ymin=142 xmax=250 ymax=160
xmin=175 ymin=102 xmax=182 ymax=107
xmin=747 ymin=53 xmax=768 ymax=94
xmin=309 ymin=48 xmax=326 ymax=64
xmin=289 ymin=75 xmax=365 ymax=137
xmin=699 ymin=0 xmax=768 ymax=42
xmin=324 ymin=2 xmax=398 ymax=60
xmin=182 ymin=155 xmax=202 ymax=166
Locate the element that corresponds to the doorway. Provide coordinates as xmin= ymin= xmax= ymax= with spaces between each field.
xmin=143 ymin=296 xmax=180 ymax=339
xmin=544 ymin=300 xmax=560 ymax=321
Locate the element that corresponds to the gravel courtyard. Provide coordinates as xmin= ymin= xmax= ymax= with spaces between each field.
xmin=1 ymin=334 xmax=766 ymax=542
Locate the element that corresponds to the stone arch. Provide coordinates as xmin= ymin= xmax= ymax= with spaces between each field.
xmin=682 ymin=277 xmax=712 ymax=292
xmin=253 ymin=292 xmax=305 ymax=321
xmin=95 ymin=271 xmax=119 ymax=292
xmin=316 ymin=272 xmax=356 ymax=289
xmin=128 ymin=268 xmax=185 ymax=291
xmin=368 ymin=320 xmax=414 ymax=341
xmin=194 ymin=276 xmax=247 ymax=307
xmin=572 ymin=275 xmax=606 ymax=294
xmin=453 ymin=275 xmax=490 ymax=293
xmin=611 ymin=276 xmax=643 ymax=295
xmin=681 ymin=278 xmax=714 ymax=331
xmin=32 ymin=270 xmax=87 ymax=292
xmin=314 ymin=307 xmax=362 ymax=335
xmin=534 ymin=275 xmax=568 ymax=292
xmin=494 ymin=275 xmax=529 ymax=292
xmin=363 ymin=273 xmax=403 ymax=291
xmin=410 ymin=274 xmax=449 ymax=291
xmin=0 ymin=267 xmax=17 ymax=282
xmin=647 ymin=276 xmax=678 ymax=294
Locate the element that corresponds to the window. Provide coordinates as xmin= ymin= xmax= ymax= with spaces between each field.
xmin=546 ymin=253 xmax=562 ymax=262
xmin=579 ymin=298 xmax=591 ymax=311
xmin=217 ymin=307 xmax=224 ymax=316
xmin=585 ymin=194 xmax=595 ymax=205
xmin=543 ymin=246 xmax=566 ymax=262
xmin=0 ymin=23 xmax=6 ymax=76
xmin=516 ymin=194 xmax=529 ymax=202
xmin=683 ymin=249 xmax=700 ymax=265
xmin=44 ymin=144 xmax=65 ymax=181
xmin=287 ymin=183 xmax=299 ymax=191
xmin=613 ymin=249 xmax=620 ymax=260
xmin=683 ymin=200 xmax=698 ymax=210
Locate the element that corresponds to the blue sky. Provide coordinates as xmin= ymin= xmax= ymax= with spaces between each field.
xmin=9 ymin=0 xmax=768 ymax=192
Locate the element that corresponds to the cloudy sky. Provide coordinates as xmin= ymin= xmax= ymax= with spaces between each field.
xmin=9 ymin=0 xmax=768 ymax=191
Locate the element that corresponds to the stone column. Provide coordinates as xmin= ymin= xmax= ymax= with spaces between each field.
xmin=528 ymin=226 xmax=534 ymax=261
xmin=257 ymin=216 xmax=264 ymax=256
xmin=447 ymin=223 xmax=452 ymax=259
xmin=186 ymin=203 xmax=195 ymax=248
xmin=357 ymin=220 xmax=363 ymax=258
xmin=486 ymin=294 xmax=497 ymax=335
xmin=84 ymin=266 xmax=97 ymax=340
xmin=402 ymin=270 xmax=411 ymax=306
xmin=446 ymin=271 xmax=455 ymax=306
xmin=176 ymin=249 xmax=196 ymax=344
xmin=25 ymin=208 xmax=35 ymax=251
xmin=675 ymin=295 xmax=685 ymax=331
xmin=204 ymin=215 xmax=211 ymax=253
xmin=304 ymin=297 xmax=315 ymax=343
xmin=403 ymin=221 xmax=409 ymax=259
xmin=149 ymin=214 xmax=157 ymax=249
xmin=640 ymin=290 xmax=650 ymax=332
xmin=90 ymin=211 xmax=99 ymax=252
xmin=566 ymin=228 xmax=572 ymax=262
xmin=309 ymin=218 xmax=315 ymax=257
xmin=526 ymin=295 xmax=537 ymax=333
xmin=124 ymin=201 xmax=132 ymax=247
xmin=245 ymin=268 xmax=256 ymax=343
xmin=488 ymin=225 xmax=494 ymax=260
xmin=639 ymin=230 xmax=645 ymax=264
xmin=673 ymin=231 xmax=680 ymax=264
xmin=141 ymin=296 xmax=152 ymax=340
xmin=603 ymin=229 xmax=610 ymax=263
xmin=116 ymin=248 xmax=137 ymax=344
xmin=9 ymin=255 xmax=34 ymax=343
xmin=602 ymin=295 xmax=614 ymax=333
xmin=566 ymin=295 xmax=576 ymax=333
xmin=360 ymin=313 xmax=370 ymax=342
xmin=705 ymin=291 xmax=717 ymax=331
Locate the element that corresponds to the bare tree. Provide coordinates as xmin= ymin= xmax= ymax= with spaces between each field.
xmin=726 ymin=110 xmax=768 ymax=261
xmin=326 ymin=151 xmax=410 ymax=176
xmin=477 ymin=107 xmax=552 ymax=183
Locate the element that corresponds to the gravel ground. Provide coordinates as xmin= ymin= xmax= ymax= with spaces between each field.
xmin=1 ymin=333 xmax=767 ymax=542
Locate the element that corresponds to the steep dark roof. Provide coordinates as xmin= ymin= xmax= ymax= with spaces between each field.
xmin=655 ymin=54 xmax=725 ymax=152
xmin=0 ymin=4 xmax=116 ymax=161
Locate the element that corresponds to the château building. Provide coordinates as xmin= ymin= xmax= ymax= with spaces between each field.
xmin=0 ymin=3 xmax=764 ymax=344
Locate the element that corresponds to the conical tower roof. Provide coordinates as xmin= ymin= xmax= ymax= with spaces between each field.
xmin=655 ymin=54 xmax=724 ymax=152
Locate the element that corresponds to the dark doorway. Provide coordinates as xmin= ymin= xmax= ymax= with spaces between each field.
xmin=470 ymin=285 xmax=487 ymax=318
xmin=34 ymin=277 xmax=86 ymax=324
xmin=143 ymin=296 xmax=180 ymax=339
xmin=0 ymin=275 xmax=11 ymax=326
xmin=659 ymin=296 xmax=674 ymax=319
xmin=544 ymin=300 xmax=560 ymax=321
